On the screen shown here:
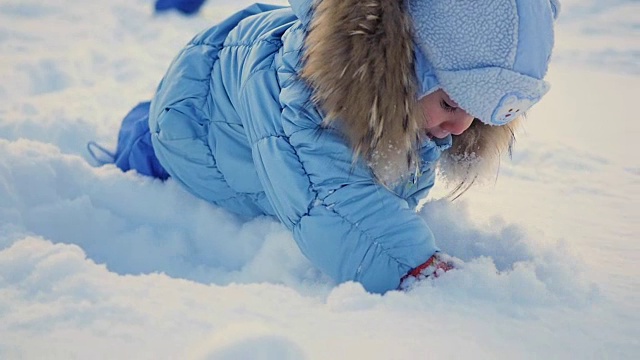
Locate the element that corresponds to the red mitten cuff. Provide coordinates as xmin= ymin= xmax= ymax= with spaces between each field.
xmin=399 ymin=252 xmax=456 ymax=290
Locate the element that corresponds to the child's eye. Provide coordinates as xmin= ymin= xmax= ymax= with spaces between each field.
xmin=440 ymin=99 xmax=457 ymax=113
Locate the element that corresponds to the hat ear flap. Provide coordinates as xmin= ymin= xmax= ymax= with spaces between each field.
xmin=549 ymin=0 xmax=561 ymax=20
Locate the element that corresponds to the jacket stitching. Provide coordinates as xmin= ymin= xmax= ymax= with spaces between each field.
xmin=299 ymin=200 xmax=407 ymax=272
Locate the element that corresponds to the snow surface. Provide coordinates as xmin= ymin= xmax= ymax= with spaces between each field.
xmin=1 ymin=0 xmax=638 ymax=358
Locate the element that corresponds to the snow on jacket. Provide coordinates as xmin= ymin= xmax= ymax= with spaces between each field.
xmin=148 ymin=1 xmax=451 ymax=293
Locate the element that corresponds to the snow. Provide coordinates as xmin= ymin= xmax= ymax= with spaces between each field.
xmin=1 ymin=0 xmax=638 ymax=358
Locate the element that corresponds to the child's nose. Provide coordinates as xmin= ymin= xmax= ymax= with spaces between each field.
xmin=442 ymin=114 xmax=474 ymax=135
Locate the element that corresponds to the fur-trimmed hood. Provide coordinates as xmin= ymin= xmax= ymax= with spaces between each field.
xmin=301 ymin=0 xmax=422 ymax=185
xmin=294 ymin=0 xmax=529 ymax=190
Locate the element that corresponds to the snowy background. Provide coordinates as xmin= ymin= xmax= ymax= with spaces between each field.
xmin=0 ymin=0 xmax=638 ymax=358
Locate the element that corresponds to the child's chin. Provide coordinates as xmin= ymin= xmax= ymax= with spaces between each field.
xmin=426 ymin=131 xmax=448 ymax=139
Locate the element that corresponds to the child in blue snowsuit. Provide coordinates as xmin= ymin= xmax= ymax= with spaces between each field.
xmin=92 ymin=0 xmax=560 ymax=293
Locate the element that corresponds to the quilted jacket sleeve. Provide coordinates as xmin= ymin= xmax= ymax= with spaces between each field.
xmin=288 ymin=0 xmax=313 ymax=26
xmin=237 ymin=27 xmax=440 ymax=294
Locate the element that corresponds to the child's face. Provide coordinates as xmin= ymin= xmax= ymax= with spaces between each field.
xmin=420 ymin=89 xmax=475 ymax=139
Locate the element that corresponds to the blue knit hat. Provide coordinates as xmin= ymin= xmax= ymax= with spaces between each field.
xmin=409 ymin=0 xmax=560 ymax=126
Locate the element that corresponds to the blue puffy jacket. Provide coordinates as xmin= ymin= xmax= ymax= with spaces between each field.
xmin=147 ymin=1 xmax=451 ymax=293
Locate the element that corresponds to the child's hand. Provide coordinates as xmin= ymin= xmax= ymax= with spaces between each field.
xmin=399 ymin=252 xmax=460 ymax=290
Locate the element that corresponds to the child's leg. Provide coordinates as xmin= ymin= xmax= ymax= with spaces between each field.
xmin=107 ymin=101 xmax=169 ymax=180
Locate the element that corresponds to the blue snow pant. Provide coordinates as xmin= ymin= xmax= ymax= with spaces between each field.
xmin=155 ymin=0 xmax=207 ymax=15
xmin=111 ymin=101 xmax=169 ymax=180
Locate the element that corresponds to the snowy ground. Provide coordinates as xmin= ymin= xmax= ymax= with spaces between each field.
xmin=0 ymin=0 xmax=638 ymax=358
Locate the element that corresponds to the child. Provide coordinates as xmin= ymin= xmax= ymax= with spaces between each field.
xmin=89 ymin=0 xmax=560 ymax=293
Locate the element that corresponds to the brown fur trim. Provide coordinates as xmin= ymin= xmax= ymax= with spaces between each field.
xmin=302 ymin=0 xmax=421 ymax=184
